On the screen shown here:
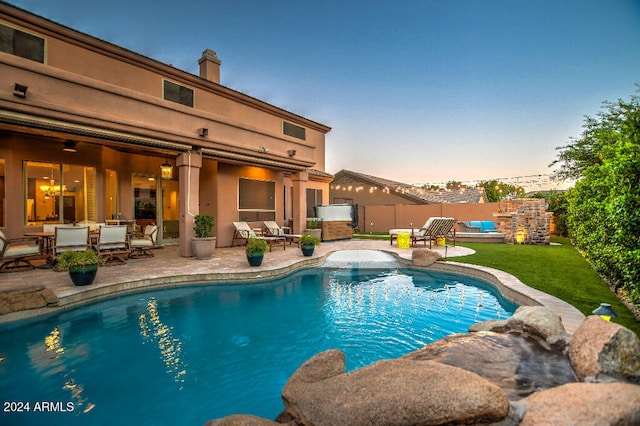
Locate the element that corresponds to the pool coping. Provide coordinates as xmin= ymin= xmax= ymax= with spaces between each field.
xmin=0 ymin=246 xmax=586 ymax=333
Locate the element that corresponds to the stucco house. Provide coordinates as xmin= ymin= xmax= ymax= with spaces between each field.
xmin=0 ymin=2 xmax=331 ymax=255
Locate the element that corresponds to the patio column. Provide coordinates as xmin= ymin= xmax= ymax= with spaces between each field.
xmin=177 ymin=151 xmax=202 ymax=257
xmin=291 ymin=171 xmax=309 ymax=234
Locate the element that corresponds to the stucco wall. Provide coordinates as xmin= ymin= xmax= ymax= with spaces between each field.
xmin=357 ymin=202 xmax=503 ymax=233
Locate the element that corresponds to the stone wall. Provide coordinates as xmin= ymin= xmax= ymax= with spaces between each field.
xmin=495 ymin=198 xmax=552 ymax=245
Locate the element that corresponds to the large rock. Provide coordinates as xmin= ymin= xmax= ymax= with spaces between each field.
xmin=203 ymin=414 xmax=278 ymax=425
xmin=569 ymin=315 xmax=640 ymax=383
xmin=403 ymin=332 xmax=576 ymax=400
xmin=0 ymin=285 xmax=59 ymax=314
xmin=505 ymin=306 xmax=570 ymax=351
xmin=282 ymin=351 xmax=509 ymax=425
xmin=518 ymin=382 xmax=640 ymax=425
xmin=411 ymin=248 xmax=441 ymax=267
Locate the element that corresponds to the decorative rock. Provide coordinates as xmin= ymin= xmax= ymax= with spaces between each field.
xmin=518 ymin=382 xmax=640 ymax=425
xmin=411 ymin=248 xmax=441 ymax=267
xmin=469 ymin=319 xmax=510 ymax=333
xmin=284 ymin=348 xmax=346 ymax=385
xmin=569 ymin=316 xmax=640 ymax=383
xmin=403 ymin=332 xmax=576 ymax=400
xmin=203 ymin=414 xmax=279 ymax=426
xmin=282 ymin=354 xmax=509 ymax=425
xmin=0 ymin=286 xmax=59 ymax=314
xmin=506 ymin=306 xmax=570 ymax=351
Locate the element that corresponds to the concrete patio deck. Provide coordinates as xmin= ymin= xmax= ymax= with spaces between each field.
xmin=0 ymin=239 xmax=585 ymax=332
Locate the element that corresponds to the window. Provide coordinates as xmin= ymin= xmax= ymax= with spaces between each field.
xmin=283 ymin=121 xmax=306 ymax=140
xmin=306 ymin=188 xmax=323 ymax=218
xmin=0 ymin=23 xmax=45 ymax=63
xmin=238 ymin=178 xmax=275 ymax=221
xmin=163 ymin=79 xmax=194 ymax=107
xmin=24 ymin=162 xmax=96 ymax=226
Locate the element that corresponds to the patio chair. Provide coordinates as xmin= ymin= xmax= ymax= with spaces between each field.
xmin=93 ymin=225 xmax=130 ymax=265
xmin=53 ymin=226 xmax=91 ymax=259
xmin=231 ymin=221 xmax=286 ymax=251
xmin=0 ymin=230 xmax=43 ymax=272
xmin=263 ymin=221 xmax=302 ymax=246
xmin=129 ymin=225 xmax=158 ymax=258
xmin=411 ymin=217 xmax=457 ymax=248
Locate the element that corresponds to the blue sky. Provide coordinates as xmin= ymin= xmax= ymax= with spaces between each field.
xmin=8 ymin=0 xmax=640 ymax=190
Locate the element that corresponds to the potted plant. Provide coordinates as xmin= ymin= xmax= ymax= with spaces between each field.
xmin=299 ymin=232 xmax=321 ymax=256
xmin=246 ymin=237 xmax=269 ymax=266
xmin=304 ymin=218 xmax=322 ymax=241
xmin=192 ymin=214 xmax=216 ymax=259
xmin=55 ymin=249 xmax=102 ymax=286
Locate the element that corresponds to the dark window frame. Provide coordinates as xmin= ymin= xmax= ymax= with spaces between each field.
xmin=0 ymin=23 xmax=45 ymax=63
xmin=162 ymin=79 xmax=194 ymax=107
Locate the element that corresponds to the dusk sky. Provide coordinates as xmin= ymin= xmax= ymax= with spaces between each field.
xmin=8 ymin=0 xmax=640 ymax=191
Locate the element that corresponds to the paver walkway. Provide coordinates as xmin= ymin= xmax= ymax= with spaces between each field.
xmin=0 ymin=240 xmax=585 ymax=331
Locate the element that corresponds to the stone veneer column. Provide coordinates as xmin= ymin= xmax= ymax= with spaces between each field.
xmin=177 ymin=151 xmax=202 ymax=257
xmin=495 ymin=199 xmax=552 ymax=245
xmin=291 ymin=171 xmax=309 ymax=234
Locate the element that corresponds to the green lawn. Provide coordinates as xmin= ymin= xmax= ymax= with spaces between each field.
xmin=448 ymin=237 xmax=640 ymax=336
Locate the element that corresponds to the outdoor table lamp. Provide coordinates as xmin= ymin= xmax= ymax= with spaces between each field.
xmin=592 ymin=303 xmax=618 ymax=321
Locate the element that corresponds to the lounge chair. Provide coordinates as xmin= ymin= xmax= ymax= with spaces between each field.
xmin=262 ymin=221 xmax=302 ymax=246
xmin=93 ymin=225 xmax=130 ymax=265
xmin=53 ymin=226 xmax=91 ymax=259
xmin=412 ymin=217 xmax=456 ymax=248
xmin=390 ymin=217 xmax=456 ymax=248
xmin=129 ymin=225 xmax=158 ymax=258
xmin=0 ymin=230 xmax=42 ymax=272
xmin=231 ymin=221 xmax=286 ymax=250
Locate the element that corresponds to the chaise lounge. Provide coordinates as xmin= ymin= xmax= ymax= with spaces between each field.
xmin=389 ymin=217 xmax=456 ymax=248
xmin=231 ymin=221 xmax=286 ymax=250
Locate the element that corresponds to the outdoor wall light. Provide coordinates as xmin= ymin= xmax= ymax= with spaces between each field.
xmin=592 ymin=303 xmax=618 ymax=321
xmin=160 ymin=156 xmax=173 ymax=180
xmin=197 ymin=127 xmax=208 ymax=137
xmin=287 ymin=149 xmax=296 ymax=157
xmin=63 ymin=141 xmax=77 ymax=152
xmin=13 ymin=83 xmax=28 ymax=98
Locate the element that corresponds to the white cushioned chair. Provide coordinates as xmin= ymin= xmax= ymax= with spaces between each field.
xmin=0 ymin=230 xmax=42 ymax=272
xmin=129 ymin=225 xmax=158 ymax=258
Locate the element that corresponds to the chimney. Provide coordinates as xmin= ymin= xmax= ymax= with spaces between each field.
xmin=198 ymin=49 xmax=221 ymax=83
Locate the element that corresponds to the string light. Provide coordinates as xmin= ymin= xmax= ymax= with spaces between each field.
xmin=331 ymin=173 xmax=567 ymax=193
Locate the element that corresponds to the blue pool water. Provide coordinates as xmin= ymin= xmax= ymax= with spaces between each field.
xmin=0 ymin=267 xmax=516 ymax=425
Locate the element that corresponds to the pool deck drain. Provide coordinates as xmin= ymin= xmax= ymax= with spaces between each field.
xmin=0 ymin=240 xmax=585 ymax=331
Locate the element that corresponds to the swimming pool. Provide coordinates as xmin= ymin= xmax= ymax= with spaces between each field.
xmin=0 ymin=266 xmax=516 ymax=425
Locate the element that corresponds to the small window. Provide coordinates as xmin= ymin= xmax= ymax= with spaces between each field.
xmin=163 ymin=79 xmax=194 ymax=107
xmin=283 ymin=121 xmax=306 ymax=140
xmin=0 ymin=23 xmax=45 ymax=63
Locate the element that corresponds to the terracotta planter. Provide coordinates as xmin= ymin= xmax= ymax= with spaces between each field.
xmin=68 ymin=264 xmax=98 ymax=286
xmin=192 ymin=237 xmax=217 ymax=259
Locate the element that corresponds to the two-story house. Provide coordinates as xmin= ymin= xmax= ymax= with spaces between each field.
xmin=0 ymin=2 xmax=331 ymax=255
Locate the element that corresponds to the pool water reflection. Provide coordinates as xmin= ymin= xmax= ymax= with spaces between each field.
xmin=0 ymin=267 xmax=516 ymax=425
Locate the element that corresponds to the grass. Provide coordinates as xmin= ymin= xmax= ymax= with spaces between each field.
xmin=448 ymin=237 xmax=640 ymax=336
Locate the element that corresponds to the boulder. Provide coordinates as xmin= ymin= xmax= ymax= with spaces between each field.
xmin=282 ymin=352 xmax=509 ymax=425
xmin=0 ymin=285 xmax=59 ymax=314
xmin=506 ymin=306 xmax=570 ymax=351
xmin=203 ymin=414 xmax=279 ymax=426
xmin=403 ymin=332 xmax=576 ymax=400
xmin=569 ymin=315 xmax=640 ymax=383
xmin=518 ymin=382 xmax=640 ymax=425
xmin=411 ymin=249 xmax=441 ymax=267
